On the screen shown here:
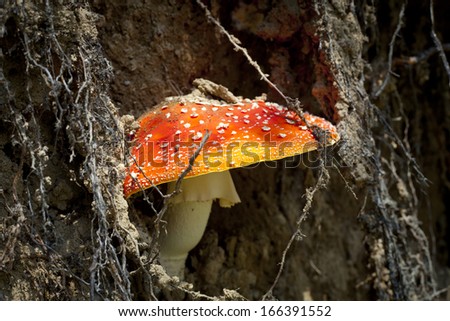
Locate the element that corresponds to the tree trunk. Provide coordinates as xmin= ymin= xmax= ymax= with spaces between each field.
xmin=0 ymin=0 xmax=448 ymax=300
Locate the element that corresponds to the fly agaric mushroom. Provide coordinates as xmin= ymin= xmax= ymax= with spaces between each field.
xmin=123 ymin=98 xmax=339 ymax=277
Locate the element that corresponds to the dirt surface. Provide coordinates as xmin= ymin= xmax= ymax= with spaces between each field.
xmin=0 ymin=0 xmax=449 ymax=300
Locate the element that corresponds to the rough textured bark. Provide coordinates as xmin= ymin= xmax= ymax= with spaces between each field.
xmin=0 ymin=0 xmax=448 ymax=300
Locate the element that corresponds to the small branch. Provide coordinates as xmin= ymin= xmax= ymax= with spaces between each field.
xmin=261 ymin=230 xmax=298 ymax=300
xmin=154 ymin=130 xmax=210 ymax=232
xmin=430 ymin=0 xmax=450 ymax=87
xmin=194 ymin=0 xmax=301 ymax=111
xmin=262 ymin=160 xmax=330 ymax=299
xmin=373 ymin=3 xmax=406 ymax=99
xmin=173 ymin=130 xmax=211 ymax=195
xmin=394 ymin=44 xmax=450 ymax=66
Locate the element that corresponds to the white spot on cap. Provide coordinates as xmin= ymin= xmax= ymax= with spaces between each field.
xmin=212 ymin=107 xmax=219 ymax=112
xmin=190 ymin=113 xmax=199 ymax=118
xmin=299 ymin=125 xmax=308 ymax=130
xmin=261 ymin=126 xmax=271 ymax=132
xmin=226 ymin=112 xmax=233 ymax=117
xmin=278 ymin=133 xmax=287 ymax=138
xmin=199 ymin=120 xmax=205 ymax=125
xmin=161 ymin=105 xmax=168 ymax=110
xmin=231 ymin=131 xmax=237 ymax=135
xmin=184 ymin=123 xmax=191 ymax=128
xmin=201 ymin=106 xmax=207 ymax=111
xmin=181 ymin=108 xmax=188 ymax=113
xmin=218 ymin=129 xmax=225 ymax=134
xmin=166 ymin=113 xmax=171 ymax=119
xmin=286 ymin=118 xmax=295 ymax=125
xmin=192 ymin=132 xmax=203 ymax=140
xmin=243 ymin=119 xmax=250 ymax=124
xmin=175 ymin=130 xmax=182 ymax=135
xmin=216 ymin=122 xmax=229 ymax=130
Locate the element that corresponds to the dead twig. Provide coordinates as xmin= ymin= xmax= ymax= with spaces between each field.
xmin=372 ymin=3 xmax=406 ymax=98
xmin=194 ymin=0 xmax=303 ymax=114
xmin=394 ymin=43 xmax=450 ymax=66
xmin=262 ymin=159 xmax=330 ymax=299
xmin=172 ymin=130 xmax=211 ymax=195
xmin=261 ymin=230 xmax=298 ymax=300
xmin=429 ymin=0 xmax=450 ymax=87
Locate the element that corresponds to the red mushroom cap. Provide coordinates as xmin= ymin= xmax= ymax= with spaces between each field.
xmin=123 ymin=99 xmax=339 ymax=198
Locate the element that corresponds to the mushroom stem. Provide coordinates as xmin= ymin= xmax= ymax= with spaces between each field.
xmin=158 ymin=171 xmax=240 ymax=278
xmin=159 ymin=199 xmax=212 ymax=278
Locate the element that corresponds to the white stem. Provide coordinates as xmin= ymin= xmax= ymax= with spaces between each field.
xmin=159 ymin=199 xmax=213 ymax=278
xmin=158 ymin=171 xmax=240 ymax=278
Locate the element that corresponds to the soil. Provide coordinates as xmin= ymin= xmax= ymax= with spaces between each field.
xmin=0 ymin=0 xmax=449 ymax=300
